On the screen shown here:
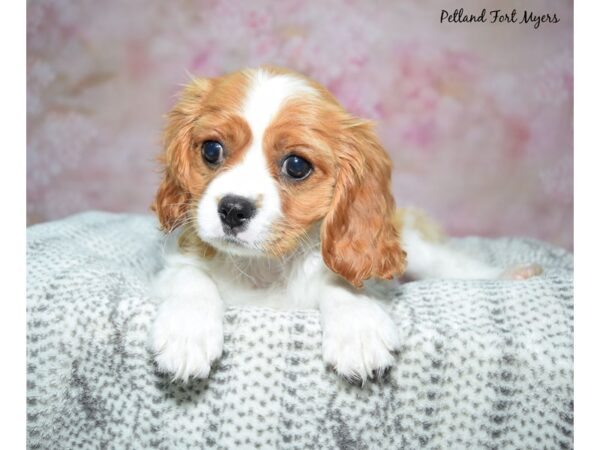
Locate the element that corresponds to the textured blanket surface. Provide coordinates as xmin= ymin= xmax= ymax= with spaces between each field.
xmin=27 ymin=212 xmax=573 ymax=450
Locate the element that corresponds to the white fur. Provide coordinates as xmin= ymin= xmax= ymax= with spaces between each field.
xmin=319 ymin=284 xmax=401 ymax=384
xmin=150 ymin=252 xmax=224 ymax=382
xmin=151 ymin=228 xmax=402 ymax=382
xmin=151 ymin=70 xmax=539 ymax=384
xmin=399 ymin=212 xmax=542 ymax=280
xmin=242 ymin=69 xmax=315 ymax=142
xmin=402 ymin=230 xmax=503 ymax=280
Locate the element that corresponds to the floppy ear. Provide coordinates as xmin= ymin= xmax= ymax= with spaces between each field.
xmin=152 ymin=169 xmax=191 ymax=232
xmin=151 ymin=78 xmax=212 ymax=231
xmin=321 ymin=120 xmax=406 ymax=288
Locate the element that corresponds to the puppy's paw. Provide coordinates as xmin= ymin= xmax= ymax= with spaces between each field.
xmin=321 ymin=302 xmax=400 ymax=384
xmin=501 ymin=263 xmax=543 ymax=281
xmin=150 ymin=301 xmax=223 ymax=382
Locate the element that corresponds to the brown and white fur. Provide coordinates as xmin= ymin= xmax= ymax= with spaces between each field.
xmin=150 ymin=67 xmax=542 ymax=384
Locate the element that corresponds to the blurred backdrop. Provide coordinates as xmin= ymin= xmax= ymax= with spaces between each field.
xmin=27 ymin=0 xmax=573 ymax=249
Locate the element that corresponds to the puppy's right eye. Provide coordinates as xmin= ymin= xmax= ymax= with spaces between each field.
xmin=201 ymin=140 xmax=224 ymax=166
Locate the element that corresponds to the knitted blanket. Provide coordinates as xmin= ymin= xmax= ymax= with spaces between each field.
xmin=26 ymin=212 xmax=573 ymax=450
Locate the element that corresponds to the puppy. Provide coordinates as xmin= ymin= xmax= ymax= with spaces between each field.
xmin=149 ymin=66 xmax=541 ymax=384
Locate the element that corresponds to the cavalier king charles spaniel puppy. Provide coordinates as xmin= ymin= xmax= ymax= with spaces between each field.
xmin=150 ymin=66 xmax=542 ymax=384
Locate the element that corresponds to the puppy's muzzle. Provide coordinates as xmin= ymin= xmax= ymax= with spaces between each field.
xmin=218 ymin=195 xmax=256 ymax=235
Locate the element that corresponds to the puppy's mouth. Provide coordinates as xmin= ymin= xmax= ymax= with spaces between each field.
xmin=210 ymin=234 xmax=265 ymax=256
xmin=219 ymin=235 xmax=246 ymax=246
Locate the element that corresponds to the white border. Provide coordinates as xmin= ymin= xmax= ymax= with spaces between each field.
xmin=574 ymin=1 xmax=599 ymax=447
xmin=10 ymin=1 xmax=588 ymax=448
xmin=0 ymin=1 xmax=26 ymax=449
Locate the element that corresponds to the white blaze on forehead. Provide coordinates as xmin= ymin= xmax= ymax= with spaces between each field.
xmin=195 ymin=70 xmax=316 ymax=253
xmin=241 ymin=69 xmax=315 ymax=140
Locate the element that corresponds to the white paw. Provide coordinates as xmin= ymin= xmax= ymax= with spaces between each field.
xmin=321 ymin=302 xmax=400 ymax=384
xmin=150 ymin=300 xmax=223 ymax=382
xmin=501 ymin=263 xmax=543 ymax=280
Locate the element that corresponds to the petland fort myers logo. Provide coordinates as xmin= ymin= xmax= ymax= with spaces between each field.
xmin=440 ymin=8 xmax=560 ymax=29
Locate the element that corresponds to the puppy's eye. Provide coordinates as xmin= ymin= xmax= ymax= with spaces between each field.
xmin=282 ymin=155 xmax=312 ymax=180
xmin=201 ymin=140 xmax=224 ymax=165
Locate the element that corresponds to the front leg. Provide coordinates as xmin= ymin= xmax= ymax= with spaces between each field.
xmin=319 ymin=281 xmax=400 ymax=384
xmin=150 ymin=259 xmax=224 ymax=382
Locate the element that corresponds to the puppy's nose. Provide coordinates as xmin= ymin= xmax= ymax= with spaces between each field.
xmin=218 ymin=195 xmax=256 ymax=233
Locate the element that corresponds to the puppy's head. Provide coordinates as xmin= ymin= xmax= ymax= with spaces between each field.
xmin=152 ymin=67 xmax=405 ymax=287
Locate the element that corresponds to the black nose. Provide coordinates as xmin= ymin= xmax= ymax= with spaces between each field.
xmin=217 ymin=195 xmax=256 ymax=233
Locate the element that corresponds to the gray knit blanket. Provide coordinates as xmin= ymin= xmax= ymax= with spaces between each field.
xmin=27 ymin=212 xmax=573 ymax=450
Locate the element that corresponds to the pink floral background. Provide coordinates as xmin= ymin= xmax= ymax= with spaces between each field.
xmin=27 ymin=0 xmax=573 ymax=249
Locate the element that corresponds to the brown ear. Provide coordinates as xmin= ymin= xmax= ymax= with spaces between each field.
xmin=321 ymin=120 xmax=406 ymax=287
xmin=151 ymin=78 xmax=212 ymax=231
xmin=151 ymin=169 xmax=192 ymax=231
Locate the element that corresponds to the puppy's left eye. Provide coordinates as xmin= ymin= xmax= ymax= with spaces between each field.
xmin=282 ymin=155 xmax=312 ymax=180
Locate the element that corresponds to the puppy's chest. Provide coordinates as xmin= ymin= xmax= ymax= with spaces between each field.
xmin=207 ymin=256 xmax=320 ymax=310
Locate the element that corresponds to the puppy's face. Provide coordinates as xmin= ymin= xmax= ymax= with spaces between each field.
xmin=153 ymin=67 xmax=405 ymax=287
